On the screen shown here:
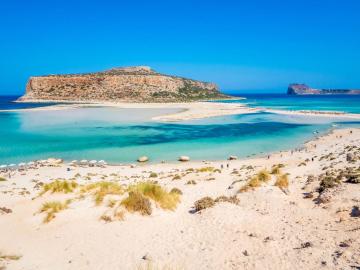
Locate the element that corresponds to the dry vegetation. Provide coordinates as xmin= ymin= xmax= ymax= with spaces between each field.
xmin=194 ymin=197 xmax=215 ymax=212
xmin=81 ymin=181 xmax=124 ymax=205
xmin=194 ymin=195 xmax=239 ymax=212
xmin=127 ymin=182 xmax=181 ymax=210
xmin=238 ymin=169 xmax=271 ymax=193
xmin=121 ymin=191 xmax=152 ymax=215
xmin=274 ymin=174 xmax=289 ymax=191
xmin=196 ymin=167 xmax=215 ymax=173
xmin=40 ymin=179 xmax=78 ymax=195
xmin=0 ymin=253 xmax=21 ymax=261
xmin=39 ymin=200 xmax=71 ymax=223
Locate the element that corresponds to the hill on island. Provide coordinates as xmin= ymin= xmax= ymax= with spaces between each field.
xmin=18 ymin=66 xmax=229 ymax=103
xmin=288 ymin=83 xmax=360 ymax=95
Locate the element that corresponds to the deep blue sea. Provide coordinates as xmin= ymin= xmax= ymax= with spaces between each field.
xmin=221 ymin=94 xmax=360 ymax=114
xmin=0 ymin=96 xmax=59 ymax=110
xmin=0 ymin=94 xmax=359 ymax=164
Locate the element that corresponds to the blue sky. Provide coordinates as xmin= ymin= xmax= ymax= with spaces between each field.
xmin=0 ymin=0 xmax=359 ymax=94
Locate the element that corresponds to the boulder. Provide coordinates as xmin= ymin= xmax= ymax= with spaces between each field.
xmin=228 ymin=155 xmax=238 ymax=160
xmin=178 ymin=156 xmax=190 ymax=162
xmin=137 ymin=156 xmax=149 ymax=162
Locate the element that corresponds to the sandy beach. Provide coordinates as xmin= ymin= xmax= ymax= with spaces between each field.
xmin=4 ymin=100 xmax=360 ymax=122
xmin=2 ymin=101 xmax=260 ymax=122
xmin=1 ymin=128 xmax=359 ymax=270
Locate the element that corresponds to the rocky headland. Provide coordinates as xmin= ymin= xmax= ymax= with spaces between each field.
xmin=288 ymin=83 xmax=360 ymax=95
xmin=18 ymin=66 xmax=228 ymax=103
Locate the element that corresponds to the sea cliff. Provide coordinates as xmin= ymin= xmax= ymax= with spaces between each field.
xmin=18 ymin=66 xmax=227 ymax=103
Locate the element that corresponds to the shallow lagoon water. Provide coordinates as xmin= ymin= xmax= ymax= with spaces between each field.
xmin=0 ymin=105 xmax=359 ymax=164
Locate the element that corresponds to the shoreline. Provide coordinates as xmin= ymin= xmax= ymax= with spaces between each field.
xmin=0 ymin=125 xmax=335 ymax=168
xmin=1 ymin=128 xmax=359 ymax=269
xmin=2 ymin=98 xmax=360 ymax=121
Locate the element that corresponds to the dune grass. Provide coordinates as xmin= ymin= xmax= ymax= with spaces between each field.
xmin=0 ymin=177 xmax=7 ymax=182
xmin=81 ymin=181 xmax=124 ymax=205
xmin=270 ymin=165 xmax=282 ymax=175
xmin=121 ymin=191 xmax=152 ymax=215
xmin=40 ymin=179 xmax=78 ymax=195
xmin=257 ymin=169 xmax=271 ymax=182
xmin=40 ymin=200 xmax=71 ymax=223
xmin=238 ymin=169 xmax=272 ymax=193
xmin=274 ymin=174 xmax=289 ymax=191
xmin=100 ymin=214 xmax=112 ymax=222
xmin=0 ymin=253 xmax=21 ymax=260
xmin=196 ymin=167 xmax=215 ymax=173
xmin=238 ymin=176 xmax=260 ymax=193
xmin=215 ymin=195 xmax=240 ymax=205
xmin=113 ymin=207 xmax=126 ymax=221
xmin=127 ymin=182 xmax=181 ymax=211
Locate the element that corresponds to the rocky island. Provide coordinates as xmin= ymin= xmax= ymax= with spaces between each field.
xmin=288 ymin=83 xmax=360 ymax=95
xmin=18 ymin=66 xmax=228 ymax=103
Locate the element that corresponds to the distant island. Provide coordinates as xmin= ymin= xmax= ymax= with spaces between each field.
xmin=288 ymin=83 xmax=360 ymax=95
xmin=18 ymin=66 xmax=229 ymax=103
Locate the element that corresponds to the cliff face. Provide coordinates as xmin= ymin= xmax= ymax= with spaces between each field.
xmin=19 ymin=66 xmax=227 ymax=102
xmin=288 ymin=83 xmax=360 ymax=95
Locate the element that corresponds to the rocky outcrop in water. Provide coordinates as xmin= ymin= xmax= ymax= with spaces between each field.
xmin=288 ymin=83 xmax=360 ymax=95
xmin=19 ymin=66 xmax=227 ymax=103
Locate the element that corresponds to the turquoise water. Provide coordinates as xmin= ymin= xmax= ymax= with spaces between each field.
xmin=0 ymin=101 xmax=359 ymax=164
xmin=222 ymin=94 xmax=360 ymax=114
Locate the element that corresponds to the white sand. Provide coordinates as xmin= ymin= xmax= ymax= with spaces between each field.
xmin=264 ymin=108 xmax=360 ymax=120
xmin=0 ymin=128 xmax=359 ymax=269
xmin=1 ymin=101 xmax=259 ymax=122
xmin=5 ymin=100 xmax=360 ymax=122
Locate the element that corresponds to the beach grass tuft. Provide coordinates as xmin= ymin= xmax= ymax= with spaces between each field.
xmin=256 ymin=169 xmax=271 ymax=182
xmin=40 ymin=179 xmax=78 ymax=195
xmin=0 ymin=177 xmax=7 ymax=182
xmin=274 ymin=174 xmax=289 ymax=191
xmin=121 ymin=191 xmax=152 ymax=215
xmin=270 ymin=165 xmax=282 ymax=175
xmin=40 ymin=200 xmax=71 ymax=223
xmin=196 ymin=167 xmax=215 ymax=173
xmin=238 ymin=168 xmax=272 ymax=193
xmin=100 ymin=214 xmax=112 ymax=222
xmin=81 ymin=181 xmax=124 ymax=205
xmin=215 ymin=195 xmax=240 ymax=205
xmin=0 ymin=253 xmax=22 ymax=261
xmin=128 ymin=182 xmax=180 ymax=210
